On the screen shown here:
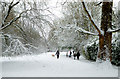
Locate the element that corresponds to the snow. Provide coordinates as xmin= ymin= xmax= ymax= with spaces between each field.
xmin=2 ymin=52 xmax=118 ymax=77
xmin=0 ymin=60 xmax=2 ymax=79
xmin=3 ymin=39 xmax=32 ymax=56
xmin=107 ymin=28 xmax=120 ymax=32
xmin=76 ymin=27 xmax=98 ymax=36
xmin=82 ymin=1 xmax=104 ymax=35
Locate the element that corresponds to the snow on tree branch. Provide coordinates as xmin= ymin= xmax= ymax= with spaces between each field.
xmin=12 ymin=23 xmax=28 ymax=41
xmin=0 ymin=9 xmax=32 ymax=30
xmin=1 ymin=0 xmax=20 ymax=28
xmin=81 ymin=0 xmax=103 ymax=35
xmin=1 ymin=33 xmax=23 ymax=40
xmin=107 ymin=28 xmax=120 ymax=32
xmin=76 ymin=27 xmax=99 ymax=36
xmin=95 ymin=2 xmax=102 ymax=6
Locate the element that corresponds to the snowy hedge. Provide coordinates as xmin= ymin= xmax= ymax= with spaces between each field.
xmin=83 ymin=41 xmax=120 ymax=66
xmin=86 ymin=42 xmax=98 ymax=61
xmin=111 ymin=42 xmax=120 ymax=66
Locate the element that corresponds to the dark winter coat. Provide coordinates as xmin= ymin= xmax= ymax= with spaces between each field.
xmin=73 ymin=53 xmax=77 ymax=57
xmin=70 ymin=51 xmax=72 ymax=55
xmin=56 ymin=50 xmax=60 ymax=59
xmin=56 ymin=50 xmax=60 ymax=55
xmin=77 ymin=51 xmax=80 ymax=56
xmin=69 ymin=51 xmax=72 ymax=57
xmin=76 ymin=51 xmax=80 ymax=60
xmin=73 ymin=51 xmax=74 ymax=54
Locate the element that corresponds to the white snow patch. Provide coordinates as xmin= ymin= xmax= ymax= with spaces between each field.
xmin=2 ymin=52 xmax=118 ymax=77
xmin=0 ymin=59 xmax=2 ymax=79
xmin=76 ymin=27 xmax=98 ymax=36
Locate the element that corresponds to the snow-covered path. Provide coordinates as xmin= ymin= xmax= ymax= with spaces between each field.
xmin=2 ymin=52 xmax=118 ymax=77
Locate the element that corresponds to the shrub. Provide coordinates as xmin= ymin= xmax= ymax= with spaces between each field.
xmin=111 ymin=42 xmax=120 ymax=66
xmin=84 ymin=42 xmax=120 ymax=66
xmin=86 ymin=42 xmax=98 ymax=61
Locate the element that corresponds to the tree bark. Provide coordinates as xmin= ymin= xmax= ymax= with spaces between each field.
xmin=98 ymin=1 xmax=113 ymax=61
xmin=81 ymin=0 xmax=113 ymax=61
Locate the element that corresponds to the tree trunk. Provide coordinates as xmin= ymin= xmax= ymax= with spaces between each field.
xmin=98 ymin=1 xmax=113 ymax=61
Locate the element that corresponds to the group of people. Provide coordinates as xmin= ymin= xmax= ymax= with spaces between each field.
xmin=66 ymin=51 xmax=80 ymax=60
xmin=55 ymin=50 xmax=80 ymax=60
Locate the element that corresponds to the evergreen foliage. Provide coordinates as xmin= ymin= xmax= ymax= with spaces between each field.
xmin=111 ymin=42 xmax=120 ymax=66
xmin=86 ymin=42 xmax=98 ymax=61
xmin=85 ymin=41 xmax=120 ymax=66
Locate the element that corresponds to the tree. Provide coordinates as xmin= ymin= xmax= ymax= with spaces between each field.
xmin=0 ymin=0 xmax=30 ymax=30
xmin=0 ymin=0 xmax=27 ymax=52
xmin=81 ymin=0 xmax=120 ymax=61
xmin=54 ymin=1 xmax=101 ymax=52
xmin=0 ymin=0 xmax=33 ymax=43
xmin=1 ymin=0 xmax=56 ymax=55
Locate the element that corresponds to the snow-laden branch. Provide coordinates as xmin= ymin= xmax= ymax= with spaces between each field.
xmin=81 ymin=0 xmax=103 ymax=35
xmin=76 ymin=27 xmax=99 ymax=36
xmin=1 ymin=33 xmax=24 ymax=40
xmin=13 ymin=23 xmax=28 ymax=42
xmin=25 ymin=44 xmax=38 ymax=50
xmin=0 ymin=9 xmax=32 ymax=30
xmin=1 ymin=0 xmax=20 ymax=27
xmin=95 ymin=2 xmax=102 ymax=6
xmin=107 ymin=28 xmax=120 ymax=33
xmin=61 ymin=0 xmax=67 ymax=5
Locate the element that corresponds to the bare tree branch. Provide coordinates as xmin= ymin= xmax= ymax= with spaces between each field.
xmin=1 ymin=0 xmax=20 ymax=27
xmin=61 ymin=0 xmax=67 ymax=5
xmin=0 ymin=9 xmax=32 ymax=30
xmin=81 ymin=0 xmax=102 ymax=35
xmin=13 ymin=23 xmax=28 ymax=42
xmin=76 ymin=27 xmax=99 ymax=36
xmin=95 ymin=2 xmax=102 ymax=6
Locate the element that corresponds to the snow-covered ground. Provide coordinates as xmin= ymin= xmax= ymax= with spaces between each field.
xmin=2 ymin=52 xmax=118 ymax=77
xmin=0 ymin=60 xmax=2 ymax=79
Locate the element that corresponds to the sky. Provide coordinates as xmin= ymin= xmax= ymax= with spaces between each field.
xmin=47 ymin=0 xmax=120 ymax=18
xmin=3 ymin=0 xmax=120 ymax=14
xmin=2 ymin=0 xmax=120 ymax=19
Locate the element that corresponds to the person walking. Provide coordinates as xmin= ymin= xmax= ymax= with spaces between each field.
xmin=73 ymin=51 xmax=76 ymax=60
xmin=76 ymin=51 xmax=80 ymax=60
xmin=56 ymin=50 xmax=60 ymax=59
xmin=69 ymin=51 xmax=72 ymax=57
xmin=73 ymin=51 xmax=74 ymax=54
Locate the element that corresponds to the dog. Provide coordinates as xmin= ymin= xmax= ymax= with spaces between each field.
xmin=52 ymin=54 xmax=55 ymax=57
